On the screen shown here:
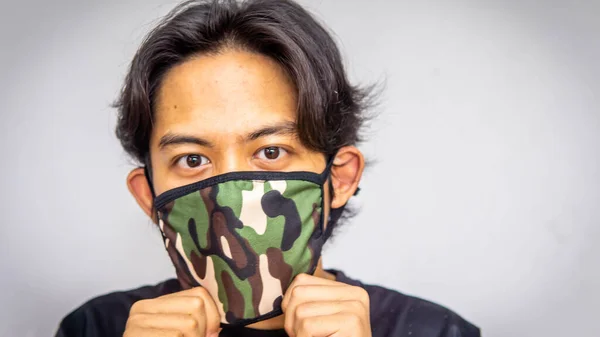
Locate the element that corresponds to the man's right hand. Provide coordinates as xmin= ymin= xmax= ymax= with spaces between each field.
xmin=124 ymin=287 xmax=221 ymax=337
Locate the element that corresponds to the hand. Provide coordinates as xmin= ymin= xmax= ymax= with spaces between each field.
xmin=281 ymin=273 xmax=372 ymax=337
xmin=124 ymin=287 xmax=221 ymax=337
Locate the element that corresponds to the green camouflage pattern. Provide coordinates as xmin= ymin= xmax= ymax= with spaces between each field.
xmin=157 ymin=179 xmax=324 ymax=324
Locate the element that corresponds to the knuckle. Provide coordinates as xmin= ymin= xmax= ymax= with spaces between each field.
xmin=290 ymin=285 xmax=300 ymax=298
xmin=299 ymin=317 xmax=314 ymax=332
xmin=295 ymin=273 xmax=310 ymax=282
xmin=182 ymin=316 xmax=199 ymax=330
xmin=293 ymin=309 xmax=302 ymax=324
xmin=129 ymin=299 xmax=147 ymax=313
xmin=349 ymin=300 xmax=364 ymax=311
xmin=126 ymin=313 xmax=143 ymax=325
xmin=189 ymin=297 xmax=205 ymax=311
xmin=354 ymin=287 xmax=370 ymax=304
xmin=295 ymin=303 xmax=311 ymax=319
xmin=190 ymin=286 xmax=210 ymax=297
xmin=346 ymin=313 xmax=361 ymax=326
xmin=291 ymin=285 xmax=308 ymax=298
xmin=294 ymin=306 xmax=303 ymax=323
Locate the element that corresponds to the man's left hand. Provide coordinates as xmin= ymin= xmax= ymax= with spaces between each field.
xmin=281 ymin=273 xmax=372 ymax=337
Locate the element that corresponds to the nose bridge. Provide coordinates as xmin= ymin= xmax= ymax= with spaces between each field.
xmin=207 ymin=125 xmax=254 ymax=175
xmin=216 ymin=147 xmax=253 ymax=175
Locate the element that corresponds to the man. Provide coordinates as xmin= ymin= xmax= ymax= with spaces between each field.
xmin=56 ymin=0 xmax=480 ymax=336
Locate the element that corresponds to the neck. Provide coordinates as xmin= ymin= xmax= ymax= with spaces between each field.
xmin=245 ymin=259 xmax=335 ymax=330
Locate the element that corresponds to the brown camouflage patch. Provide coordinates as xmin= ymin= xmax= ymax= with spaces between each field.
xmin=266 ymin=247 xmax=293 ymax=293
xmin=222 ymin=270 xmax=245 ymax=321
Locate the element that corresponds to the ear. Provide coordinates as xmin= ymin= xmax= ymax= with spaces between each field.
xmin=330 ymin=146 xmax=365 ymax=209
xmin=127 ymin=168 xmax=156 ymax=221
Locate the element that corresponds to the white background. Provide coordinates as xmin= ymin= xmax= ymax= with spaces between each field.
xmin=1 ymin=0 xmax=599 ymax=336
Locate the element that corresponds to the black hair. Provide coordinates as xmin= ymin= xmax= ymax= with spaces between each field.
xmin=114 ymin=0 xmax=378 ymax=232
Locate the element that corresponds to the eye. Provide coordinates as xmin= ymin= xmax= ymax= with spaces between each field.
xmin=176 ymin=154 xmax=210 ymax=169
xmin=257 ymin=146 xmax=287 ymax=161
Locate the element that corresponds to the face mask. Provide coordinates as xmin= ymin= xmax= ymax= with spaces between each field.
xmin=151 ymin=159 xmax=345 ymax=327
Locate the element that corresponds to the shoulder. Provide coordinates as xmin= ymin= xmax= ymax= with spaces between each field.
xmin=55 ymin=279 xmax=181 ymax=337
xmin=332 ymin=271 xmax=481 ymax=337
xmin=364 ymin=284 xmax=480 ymax=337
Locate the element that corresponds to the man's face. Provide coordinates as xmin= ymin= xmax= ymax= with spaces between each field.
xmin=121 ymin=49 xmax=364 ymax=324
xmin=149 ymin=49 xmax=327 ymax=196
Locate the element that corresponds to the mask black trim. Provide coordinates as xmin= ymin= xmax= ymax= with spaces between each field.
xmin=222 ymin=307 xmax=284 ymax=328
xmin=154 ymin=156 xmax=336 ymax=211
xmin=155 ymin=170 xmax=325 ymax=210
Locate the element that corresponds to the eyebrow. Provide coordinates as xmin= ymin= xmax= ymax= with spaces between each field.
xmin=246 ymin=121 xmax=298 ymax=141
xmin=158 ymin=133 xmax=214 ymax=149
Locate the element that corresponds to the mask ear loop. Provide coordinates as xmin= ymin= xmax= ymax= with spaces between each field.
xmin=320 ymin=152 xmax=361 ymax=240
xmin=318 ymin=154 xmax=337 ymax=183
xmin=318 ymin=152 xmax=361 ymax=195
xmin=143 ymin=155 xmax=161 ymax=223
xmin=143 ymin=154 xmax=156 ymax=198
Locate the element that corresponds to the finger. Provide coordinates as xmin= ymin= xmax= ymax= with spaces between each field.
xmin=124 ymin=326 xmax=184 ymax=337
xmin=131 ymin=296 xmax=209 ymax=335
xmin=131 ymin=289 xmax=221 ymax=335
xmin=182 ymin=288 xmax=221 ymax=333
xmin=282 ymin=274 xmax=345 ymax=309
xmin=284 ymin=300 xmax=365 ymax=334
xmin=283 ymin=284 xmax=369 ymax=319
xmin=126 ymin=313 xmax=203 ymax=337
xmin=295 ymin=313 xmax=364 ymax=337
xmin=290 ymin=273 xmax=342 ymax=287
xmin=164 ymin=287 xmax=221 ymax=333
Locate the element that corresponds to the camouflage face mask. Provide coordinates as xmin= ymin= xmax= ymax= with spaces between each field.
xmin=152 ymin=160 xmax=344 ymax=327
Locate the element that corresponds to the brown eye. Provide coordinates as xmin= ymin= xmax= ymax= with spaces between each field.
xmin=263 ymin=147 xmax=280 ymax=160
xmin=187 ymin=155 xmax=202 ymax=167
xmin=257 ymin=146 xmax=288 ymax=161
xmin=176 ymin=154 xmax=210 ymax=169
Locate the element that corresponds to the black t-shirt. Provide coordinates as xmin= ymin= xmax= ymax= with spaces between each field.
xmin=55 ymin=270 xmax=480 ymax=337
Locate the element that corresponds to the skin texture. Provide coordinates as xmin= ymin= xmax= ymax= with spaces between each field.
xmin=125 ymin=49 xmax=368 ymax=337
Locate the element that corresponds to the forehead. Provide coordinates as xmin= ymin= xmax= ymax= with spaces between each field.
xmin=153 ymin=50 xmax=298 ymax=137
